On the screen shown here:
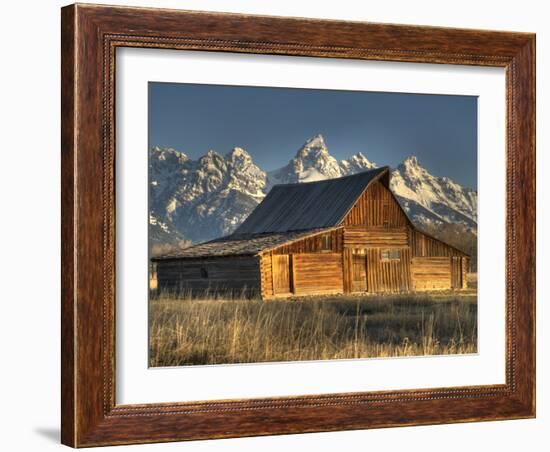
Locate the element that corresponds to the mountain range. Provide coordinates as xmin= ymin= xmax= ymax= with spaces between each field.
xmin=149 ymin=134 xmax=477 ymax=247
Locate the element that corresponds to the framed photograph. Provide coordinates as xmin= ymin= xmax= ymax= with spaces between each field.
xmin=61 ymin=3 xmax=535 ymax=447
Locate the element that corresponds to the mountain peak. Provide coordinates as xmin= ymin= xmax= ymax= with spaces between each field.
xmin=398 ymin=155 xmax=426 ymax=177
xmin=149 ymin=146 xmax=189 ymax=163
xmin=304 ymin=133 xmax=325 ymax=146
xmin=226 ymin=146 xmax=252 ymax=161
xmin=349 ymin=151 xmax=376 ymax=166
xmin=229 ymin=146 xmax=249 ymax=155
xmin=295 ymin=134 xmax=329 ymax=160
xmin=340 ymin=152 xmax=377 ymax=173
xmin=391 ymin=154 xmax=477 ymax=227
xmin=203 ymin=149 xmax=223 ymax=159
xmin=267 ymin=134 xmax=339 ymax=186
xmin=403 ymin=155 xmax=420 ymax=167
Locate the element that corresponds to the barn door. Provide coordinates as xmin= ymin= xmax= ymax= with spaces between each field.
xmin=351 ymin=253 xmax=367 ymax=292
xmin=272 ymin=254 xmax=292 ymax=295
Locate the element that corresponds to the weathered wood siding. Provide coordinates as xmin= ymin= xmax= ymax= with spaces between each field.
xmin=272 ymin=254 xmax=292 ymax=295
xmin=450 ymin=256 xmax=463 ymax=289
xmin=259 ymin=253 xmax=274 ymax=298
xmin=365 ymin=248 xmax=412 ymax=293
xmin=409 ymin=230 xmax=469 ymax=291
xmin=292 ymin=253 xmax=343 ymax=296
xmin=264 ymin=230 xmax=344 ymax=298
xmin=340 ymin=181 xmax=415 ymax=292
xmin=342 ymin=248 xmax=353 ymax=293
xmin=343 ymin=181 xmax=409 ymax=228
xmin=343 ymin=247 xmax=411 ymax=293
xmin=156 ymin=256 xmax=260 ymax=296
xmin=410 ymin=229 xmax=464 ymax=257
xmin=271 ymin=229 xmax=343 ymax=254
xmin=351 ymin=253 xmax=367 ymax=292
xmin=410 ymin=257 xmax=451 ymax=291
xmin=343 ymin=227 xmax=408 ymax=248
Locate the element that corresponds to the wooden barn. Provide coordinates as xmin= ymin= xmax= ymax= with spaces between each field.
xmin=152 ymin=167 xmax=468 ymax=299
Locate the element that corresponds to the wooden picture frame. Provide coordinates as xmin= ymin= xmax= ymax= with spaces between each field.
xmin=61 ymin=3 xmax=535 ymax=447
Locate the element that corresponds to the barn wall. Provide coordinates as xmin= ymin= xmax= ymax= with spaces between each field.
xmin=271 ymin=254 xmax=293 ymax=296
xmin=156 ymin=256 xmax=261 ymax=296
xmin=343 ymin=247 xmax=411 ymax=293
xmin=365 ymin=247 xmax=411 ymax=293
xmin=271 ymin=229 xmax=343 ymax=255
xmin=450 ymin=256 xmax=461 ymax=289
xmin=343 ymin=181 xmax=409 ymax=228
xmin=292 ymin=253 xmax=343 ymax=296
xmin=450 ymin=256 xmax=470 ymax=289
xmin=343 ymin=227 xmax=408 ymax=248
xmin=259 ymin=253 xmax=274 ymax=298
xmin=262 ymin=226 xmax=468 ymax=297
xmin=262 ymin=252 xmax=344 ymax=298
xmin=409 ymin=230 xmax=470 ymax=291
xmin=410 ymin=257 xmax=451 ymax=290
xmin=342 ymin=248 xmax=353 ymax=293
xmin=410 ymin=229 xmax=464 ymax=257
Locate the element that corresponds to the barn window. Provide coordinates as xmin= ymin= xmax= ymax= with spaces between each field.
xmin=381 ymin=249 xmax=401 ymax=261
xmin=320 ymin=234 xmax=332 ymax=251
xmin=200 ymin=267 xmax=209 ymax=279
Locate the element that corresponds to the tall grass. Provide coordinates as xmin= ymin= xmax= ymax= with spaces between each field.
xmin=149 ymin=293 xmax=477 ymax=366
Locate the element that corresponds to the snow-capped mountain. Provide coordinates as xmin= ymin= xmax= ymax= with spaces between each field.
xmin=149 ymin=146 xmax=266 ymax=244
xmin=268 ymin=134 xmax=343 ymax=186
xmin=390 ymin=156 xmax=477 ymax=230
xmin=340 ymin=152 xmax=377 ymax=175
xmin=267 ymin=134 xmax=377 ymax=187
xmin=149 ymin=135 xmax=477 ymax=245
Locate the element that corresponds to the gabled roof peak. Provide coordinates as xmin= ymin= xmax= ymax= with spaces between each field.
xmin=235 ymin=167 xmax=389 ymax=235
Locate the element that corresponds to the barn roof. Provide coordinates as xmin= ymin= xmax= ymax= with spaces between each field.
xmin=234 ymin=167 xmax=389 ymax=234
xmin=151 ymin=228 xmax=331 ymax=260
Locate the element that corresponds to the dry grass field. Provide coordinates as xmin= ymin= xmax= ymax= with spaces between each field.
xmin=149 ymin=289 xmax=477 ymax=367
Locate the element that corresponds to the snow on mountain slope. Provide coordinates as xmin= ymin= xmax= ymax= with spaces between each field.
xmin=267 ymin=134 xmax=378 ymax=189
xmin=149 ymin=134 xmax=477 ymax=244
xmin=340 ymin=152 xmax=377 ymax=175
xmin=149 ymin=146 xmax=267 ymax=243
xmin=390 ymin=156 xmax=477 ymax=229
xmin=267 ymin=134 xmax=342 ymax=186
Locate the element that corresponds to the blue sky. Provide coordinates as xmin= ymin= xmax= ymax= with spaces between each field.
xmin=149 ymin=82 xmax=478 ymax=189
